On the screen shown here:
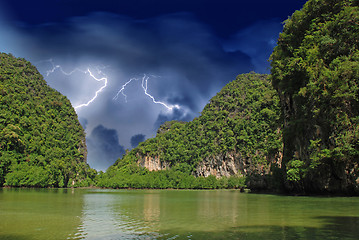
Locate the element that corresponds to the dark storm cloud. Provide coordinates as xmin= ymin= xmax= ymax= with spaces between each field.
xmin=86 ymin=125 xmax=125 ymax=171
xmin=18 ymin=14 xmax=253 ymax=121
xmin=223 ymin=19 xmax=284 ymax=73
xmin=19 ymin=12 xmax=252 ymax=89
xmin=0 ymin=0 xmax=308 ymax=38
xmin=154 ymin=108 xmax=192 ymax=131
xmin=130 ymin=134 xmax=146 ymax=148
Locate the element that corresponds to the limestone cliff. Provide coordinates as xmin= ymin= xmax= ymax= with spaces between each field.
xmin=137 ymin=155 xmax=170 ymax=171
xmin=136 ymin=149 xmax=282 ymax=189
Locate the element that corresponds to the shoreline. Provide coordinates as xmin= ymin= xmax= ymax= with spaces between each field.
xmin=2 ymin=186 xmax=358 ymax=197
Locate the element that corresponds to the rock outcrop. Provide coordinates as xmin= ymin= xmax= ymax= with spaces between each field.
xmin=137 ymin=155 xmax=170 ymax=171
xmin=195 ymin=151 xmax=283 ymax=189
xmin=136 ymin=150 xmax=282 ymax=190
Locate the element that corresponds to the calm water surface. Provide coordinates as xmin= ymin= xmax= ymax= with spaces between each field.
xmin=0 ymin=188 xmax=358 ymax=239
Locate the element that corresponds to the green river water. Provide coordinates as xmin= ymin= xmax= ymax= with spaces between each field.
xmin=0 ymin=188 xmax=358 ymax=240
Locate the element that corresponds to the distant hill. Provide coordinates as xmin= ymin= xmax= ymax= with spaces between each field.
xmin=99 ymin=73 xmax=282 ymax=190
xmin=0 ymin=53 xmax=94 ymax=187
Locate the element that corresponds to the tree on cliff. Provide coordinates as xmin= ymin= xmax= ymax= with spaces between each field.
xmin=270 ymin=0 xmax=359 ymax=194
xmin=0 ymin=53 xmax=95 ymax=187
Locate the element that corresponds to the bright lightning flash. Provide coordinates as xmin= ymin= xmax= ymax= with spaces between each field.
xmin=43 ymin=59 xmax=108 ymax=110
xmin=114 ymin=74 xmax=180 ymax=111
xmin=74 ymin=69 xmax=107 ymax=110
xmin=42 ymin=60 xmax=179 ymax=111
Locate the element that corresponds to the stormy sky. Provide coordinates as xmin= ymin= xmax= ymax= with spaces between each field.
xmin=0 ymin=0 xmax=307 ymax=171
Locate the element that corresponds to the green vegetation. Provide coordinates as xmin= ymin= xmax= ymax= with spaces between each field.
xmin=0 ymin=53 xmax=95 ymax=187
xmin=97 ymin=163 xmax=246 ymax=189
xmin=270 ymin=0 xmax=359 ymax=193
xmin=99 ymin=73 xmax=281 ymax=189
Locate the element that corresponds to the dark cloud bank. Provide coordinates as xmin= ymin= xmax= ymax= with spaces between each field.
xmin=0 ymin=11 xmax=285 ymax=170
xmin=131 ymin=134 xmax=146 ymax=148
xmin=86 ymin=125 xmax=125 ymax=171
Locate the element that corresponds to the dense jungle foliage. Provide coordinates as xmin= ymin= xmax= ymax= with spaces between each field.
xmin=270 ymin=0 xmax=359 ymax=193
xmin=98 ymin=73 xmax=282 ymax=189
xmin=0 ymin=53 xmax=95 ymax=187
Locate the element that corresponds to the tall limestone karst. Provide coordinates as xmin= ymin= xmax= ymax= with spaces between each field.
xmin=0 ymin=53 xmax=92 ymax=187
xmin=270 ymin=0 xmax=359 ymax=194
xmin=108 ymin=73 xmax=282 ymax=190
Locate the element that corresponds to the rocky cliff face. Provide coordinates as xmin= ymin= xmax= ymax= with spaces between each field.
xmin=195 ymin=152 xmax=275 ymax=178
xmin=136 ymin=150 xmax=282 ymax=190
xmin=195 ymin=152 xmax=276 ymax=189
xmin=137 ymin=155 xmax=170 ymax=171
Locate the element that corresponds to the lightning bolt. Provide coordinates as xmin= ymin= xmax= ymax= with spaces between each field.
xmin=40 ymin=60 xmax=179 ymax=111
xmin=74 ymin=68 xmax=107 ymax=110
xmin=114 ymin=74 xmax=180 ymax=111
xmin=141 ymin=74 xmax=180 ymax=110
xmin=40 ymin=59 xmax=108 ymax=110
xmin=113 ymin=77 xmax=136 ymax=102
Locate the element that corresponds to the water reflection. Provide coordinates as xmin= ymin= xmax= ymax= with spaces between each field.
xmin=2 ymin=189 xmax=359 ymax=240
xmin=316 ymin=216 xmax=359 ymax=239
xmin=194 ymin=190 xmax=240 ymax=231
xmin=72 ymin=190 xmax=359 ymax=239
xmin=71 ymin=190 xmax=161 ymax=239
xmin=143 ymin=192 xmax=160 ymax=223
